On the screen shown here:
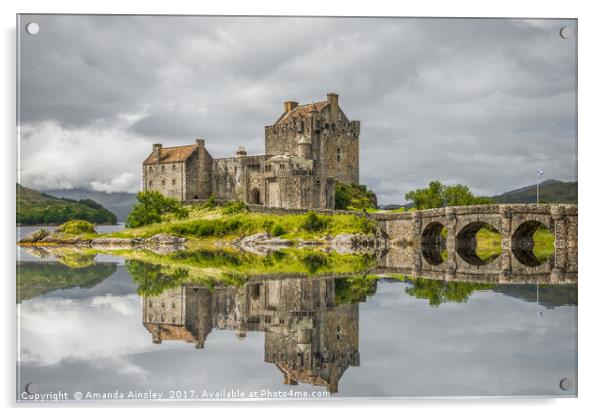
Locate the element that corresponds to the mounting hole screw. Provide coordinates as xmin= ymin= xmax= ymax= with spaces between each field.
xmin=26 ymin=22 xmax=40 ymax=35
xmin=25 ymin=382 xmax=39 ymax=394
xmin=559 ymin=377 xmax=573 ymax=391
xmin=559 ymin=26 xmax=573 ymax=39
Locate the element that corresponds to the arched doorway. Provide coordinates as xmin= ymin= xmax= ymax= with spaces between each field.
xmin=250 ymin=188 xmax=261 ymax=205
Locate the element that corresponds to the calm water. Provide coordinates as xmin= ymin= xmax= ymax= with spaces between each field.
xmin=16 ymin=231 xmax=577 ymax=401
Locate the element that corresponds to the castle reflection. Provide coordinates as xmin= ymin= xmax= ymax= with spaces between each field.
xmin=142 ymin=276 xmax=362 ymax=393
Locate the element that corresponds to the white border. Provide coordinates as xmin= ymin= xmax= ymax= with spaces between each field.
xmin=3 ymin=0 xmax=601 ymax=414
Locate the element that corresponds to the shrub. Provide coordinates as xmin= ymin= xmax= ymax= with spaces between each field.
xmin=201 ymin=195 xmax=217 ymax=209
xmin=301 ymin=252 xmax=329 ymax=274
xmin=270 ymin=223 xmax=286 ymax=237
xmin=358 ymin=216 xmax=377 ymax=234
xmin=301 ymin=212 xmax=328 ymax=232
xmin=126 ymin=191 xmax=188 ymax=228
xmin=57 ymin=220 xmax=97 ymax=235
xmin=222 ymin=200 xmax=247 ymax=215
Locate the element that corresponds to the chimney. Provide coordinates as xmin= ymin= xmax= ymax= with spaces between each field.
xmin=236 ymin=146 xmax=247 ymax=157
xmin=327 ymin=93 xmax=339 ymax=119
xmin=153 ymin=143 xmax=162 ymax=163
xmin=284 ymin=101 xmax=298 ymax=113
xmin=327 ymin=93 xmax=339 ymax=108
xmin=196 ymin=138 xmax=205 ymax=149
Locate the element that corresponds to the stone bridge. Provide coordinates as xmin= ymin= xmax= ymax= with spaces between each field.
xmin=369 ymin=204 xmax=578 ymax=282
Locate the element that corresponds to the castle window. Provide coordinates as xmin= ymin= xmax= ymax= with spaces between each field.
xmin=162 ymin=179 xmax=165 ymax=186
xmin=336 ymin=148 xmax=341 ymax=162
xmin=251 ymin=284 xmax=260 ymax=300
xmin=149 ymin=167 xmax=153 ymax=173
xmin=172 ymin=164 xmax=176 ymax=171
xmin=161 ymin=165 xmax=165 ymax=173
xmin=149 ymin=181 xmax=153 ymax=186
xmin=172 ymin=179 xmax=176 ymax=186
xmin=316 ymin=180 xmax=321 ymax=186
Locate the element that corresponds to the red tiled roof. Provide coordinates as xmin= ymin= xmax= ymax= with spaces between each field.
xmin=143 ymin=323 xmax=196 ymax=343
xmin=274 ymin=101 xmax=329 ymax=125
xmin=143 ymin=144 xmax=197 ymax=165
xmin=275 ymin=363 xmax=330 ymax=387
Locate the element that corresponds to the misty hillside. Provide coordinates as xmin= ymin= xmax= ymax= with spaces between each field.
xmin=492 ymin=180 xmax=577 ymax=204
xmin=45 ymin=188 xmax=138 ymax=222
xmin=17 ymin=184 xmax=117 ymax=225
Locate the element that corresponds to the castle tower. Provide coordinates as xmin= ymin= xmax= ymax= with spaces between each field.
xmin=196 ymin=139 xmax=213 ymax=199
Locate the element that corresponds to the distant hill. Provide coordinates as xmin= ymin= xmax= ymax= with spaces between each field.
xmin=45 ymin=188 xmax=137 ymax=222
xmin=17 ymin=184 xmax=117 ymax=225
xmin=492 ymin=180 xmax=577 ymax=204
xmin=17 ymin=261 xmax=117 ymax=303
xmin=493 ymin=284 xmax=577 ymax=309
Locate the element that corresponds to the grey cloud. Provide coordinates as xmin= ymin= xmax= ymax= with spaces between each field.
xmin=18 ymin=15 xmax=576 ymax=203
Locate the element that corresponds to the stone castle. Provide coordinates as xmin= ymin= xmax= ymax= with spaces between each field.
xmin=143 ymin=93 xmax=360 ymax=209
xmin=143 ymin=276 xmax=360 ymax=393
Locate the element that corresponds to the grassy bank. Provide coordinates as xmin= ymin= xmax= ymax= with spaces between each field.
xmin=109 ymin=206 xmax=375 ymax=242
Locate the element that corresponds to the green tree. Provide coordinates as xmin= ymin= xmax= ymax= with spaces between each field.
xmin=335 ymin=182 xmax=378 ymax=210
xmin=405 ymin=181 xmax=493 ymax=210
xmin=126 ymin=260 xmax=189 ymax=296
xmin=405 ymin=278 xmax=492 ymax=307
xmin=126 ymin=191 xmax=188 ymax=228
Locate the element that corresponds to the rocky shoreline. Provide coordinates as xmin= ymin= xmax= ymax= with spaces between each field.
xmin=18 ymin=228 xmax=388 ymax=252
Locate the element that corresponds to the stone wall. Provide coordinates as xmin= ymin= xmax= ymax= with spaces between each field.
xmin=144 ymin=160 xmax=187 ymax=201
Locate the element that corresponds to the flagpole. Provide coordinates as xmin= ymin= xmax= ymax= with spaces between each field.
xmin=536 ymin=169 xmax=544 ymax=204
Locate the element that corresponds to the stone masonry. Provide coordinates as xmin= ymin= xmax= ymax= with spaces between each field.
xmin=371 ymin=203 xmax=578 ymax=282
xmin=143 ymin=93 xmax=360 ymax=209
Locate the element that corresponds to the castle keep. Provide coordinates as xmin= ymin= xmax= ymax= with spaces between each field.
xmin=143 ymin=93 xmax=360 ymax=209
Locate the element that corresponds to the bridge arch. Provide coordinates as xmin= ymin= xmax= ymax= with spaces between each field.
xmin=421 ymin=221 xmax=447 ymax=266
xmin=511 ymin=220 xmax=554 ymax=267
xmin=455 ymin=221 xmax=501 ymax=266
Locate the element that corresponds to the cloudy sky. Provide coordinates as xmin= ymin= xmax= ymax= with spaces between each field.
xmin=17 ymin=15 xmax=577 ymax=204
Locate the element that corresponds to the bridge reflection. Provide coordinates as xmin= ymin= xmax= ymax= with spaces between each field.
xmin=375 ymin=245 xmax=577 ymax=285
